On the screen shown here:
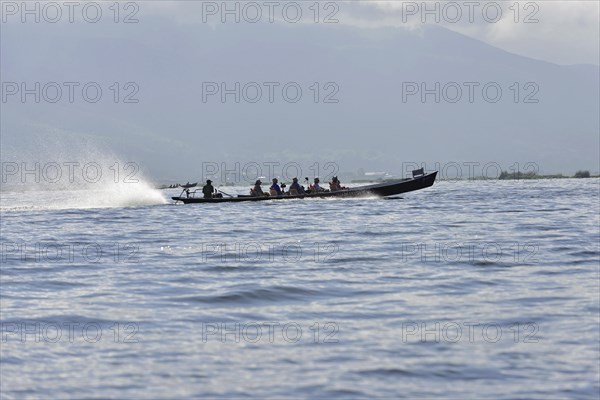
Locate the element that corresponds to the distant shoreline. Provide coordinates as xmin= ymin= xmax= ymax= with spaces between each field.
xmin=156 ymin=172 xmax=599 ymax=189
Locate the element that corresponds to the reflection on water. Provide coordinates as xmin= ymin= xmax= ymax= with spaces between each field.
xmin=1 ymin=179 xmax=599 ymax=398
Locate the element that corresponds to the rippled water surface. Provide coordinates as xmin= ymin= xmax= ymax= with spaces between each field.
xmin=1 ymin=179 xmax=599 ymax=399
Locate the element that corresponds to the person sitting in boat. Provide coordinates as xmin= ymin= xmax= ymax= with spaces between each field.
xmin=270 ymin=178 xmax=282 ymax=196
xmin=329 ymin=176 xmax=346 ymax=191
xmin=202 ymin=179 xmax=215 ymax=199
xmin=250 ymin=179 xmax=266 ymax=197
xmin=329 ymin=176 xmax=341 ymax=191
xmin=310 ymin=177 xmax=326 ymax=192
xmin=289 ymin=177 xmax=304 ymax=195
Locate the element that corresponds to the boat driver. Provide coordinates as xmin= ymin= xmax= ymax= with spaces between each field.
xmin=202 ymin=179 xmax=214 ymax=199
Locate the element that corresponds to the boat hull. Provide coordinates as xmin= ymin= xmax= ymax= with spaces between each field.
xmin=172 ymin=171 xmax=437 ymax=204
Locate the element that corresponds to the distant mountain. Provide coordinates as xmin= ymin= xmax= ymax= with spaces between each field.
xmin=2 ymin=17 xmax=598 ymax=180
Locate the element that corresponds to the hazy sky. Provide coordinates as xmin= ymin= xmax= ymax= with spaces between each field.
xmin=144 ymin=0 xmax=600 ymax=66
xmin=362 ymin=1 xmax=600 ymax=66
xmin=1 ymin=0 xmax=599 ymax=181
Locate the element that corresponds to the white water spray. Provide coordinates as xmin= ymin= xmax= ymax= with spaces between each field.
xmin=1 ymin=141 xmax=167 ymax=211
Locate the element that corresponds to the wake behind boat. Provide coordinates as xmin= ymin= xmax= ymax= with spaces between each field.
xmin=172 ymin=170 xmax=437 ymax=204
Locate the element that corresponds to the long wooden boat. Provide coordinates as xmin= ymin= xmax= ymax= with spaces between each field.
xmin=172 ymin=171 xmax=437 ymax=204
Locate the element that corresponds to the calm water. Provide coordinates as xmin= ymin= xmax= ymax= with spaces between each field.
xmin=1 ymin=179 xmax=599 ymax=399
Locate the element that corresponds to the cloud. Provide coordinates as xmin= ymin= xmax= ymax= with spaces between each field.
xmin=141 ymin=1 xmax=598 ymax=65
xmin=483 ymin=1 xmax=599 ymax=65
xmin=354 ymin=1 xmax=600 ymax=65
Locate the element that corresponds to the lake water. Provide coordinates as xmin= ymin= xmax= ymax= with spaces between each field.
xmin=1 ymin=178 xmax=599 ymax=399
